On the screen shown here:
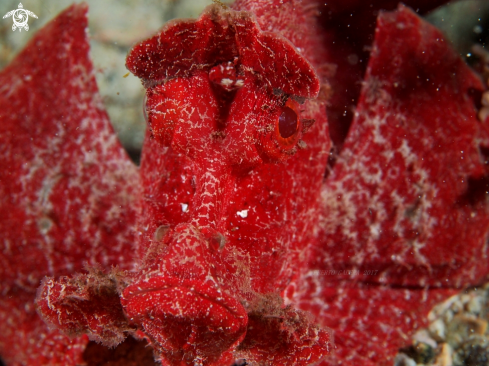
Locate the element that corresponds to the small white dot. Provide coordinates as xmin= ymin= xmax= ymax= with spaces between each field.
xmin=237 ymin=209 xmax=248 ymax=218
xmin=181 ymin=203 xmax=188 ymax=212
xmin=221 ymin=78 xmax=233 ymax=87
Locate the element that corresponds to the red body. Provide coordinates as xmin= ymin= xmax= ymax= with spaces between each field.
xmin=1 ymin=1 xmax=489 ymax=366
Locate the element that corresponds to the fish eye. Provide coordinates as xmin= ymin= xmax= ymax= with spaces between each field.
xmin=278 ymin=106 xmax=298 ymax=139
xmin=276 ymin=99 xmax=301 ymax=147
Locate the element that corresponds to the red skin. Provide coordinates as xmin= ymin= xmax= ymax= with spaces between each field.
xmin=311 ymin=5 xmax=489 ymax=288
xmin=1 ymin=1 xmax=488 ymax=366
xmin=300 ymin=5 xmax=489 ymax=366
xmin=0 ymin=4 xmax=139 ymax=365
xmin=316 ymin=0 xmax=451 ymax=150
xmin=122 ymin=4 xmax=331 ymax=364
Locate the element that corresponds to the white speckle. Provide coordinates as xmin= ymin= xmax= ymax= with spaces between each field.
xmin=180 ymin=203 xmax=188 ymax=212
xmin=221 ymin=78 xmax=233 ymax=87
xmin=235 ymin=79 xmax=244 ymax=87
xmin=369 ymin=223 xmax=381 ymax=239
xmin=237 ymin=209 xmax=248 ymax=218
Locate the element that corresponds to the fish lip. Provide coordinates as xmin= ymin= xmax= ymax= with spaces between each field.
xmin=121 ymin=275 xmax=248 ymax=360
xmin=122 ymin=274 xmax=248 ymax=328
xmin=121 ymin=276 xmax=248 ymax=335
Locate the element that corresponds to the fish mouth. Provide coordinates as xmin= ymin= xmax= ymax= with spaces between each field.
xmin=122 ymin=275 xmax=248 ymax=365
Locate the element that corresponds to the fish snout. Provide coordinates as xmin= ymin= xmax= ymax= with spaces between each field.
xmin=122 ymin=224 xmax=248 ymax=365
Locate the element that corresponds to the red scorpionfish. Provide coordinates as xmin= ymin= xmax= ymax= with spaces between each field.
xmin=1 ymin=0 xmax=489 ymax=365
